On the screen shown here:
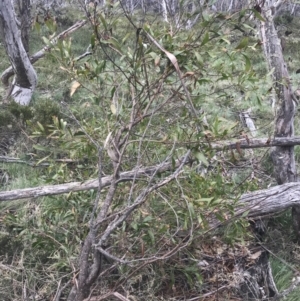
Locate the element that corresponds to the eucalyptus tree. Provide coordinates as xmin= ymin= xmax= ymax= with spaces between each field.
xmin=0 ymin=0 xmax=37 ymax=105
xmin=16 ymin=0 xmax=31 ymax=53
xmin=254 ymin=0 xmax=300 ymax=241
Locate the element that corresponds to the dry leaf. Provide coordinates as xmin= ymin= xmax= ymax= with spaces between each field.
xmin=70 ymin=81 xmax=81 ymax=96
xmin=155 ymin=56 xmax=160 ymax=66
xmin=183 ymin=71 xmax=195 ymax=78
xmin=110 ymin=103 xmax=117 ymax=115
xmin=249 ymin=250 xmax=262 ymax=260
xmin=217 ymin=247 xmax=223 ymax=255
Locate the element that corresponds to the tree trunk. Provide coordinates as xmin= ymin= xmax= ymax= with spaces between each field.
xmin=17 ymin=0 xmax=31 ymax=53
xmin=0 ymin=0 xmax=37 ymax=105
xmin=259 ymin=1 xmax=300 ymax=243
xmin=1 ymin=20 xmax=87 ymax=88
xmin=233 ymin=1 xmax=300 ymax=299
xmin=161 ymin=0 xmax=168 ymax=22
xmin=260 ymin=3 xmax=296 ymax=185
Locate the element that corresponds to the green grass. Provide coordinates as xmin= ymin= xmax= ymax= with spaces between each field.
xmin=271 ymin=257 xmax=300 ymax=300
xmin=0 ymin=163 xmax=45 ymax=190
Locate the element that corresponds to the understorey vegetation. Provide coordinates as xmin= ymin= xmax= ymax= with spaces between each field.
xmin=1 ymin=1 xmax=300 ymax=300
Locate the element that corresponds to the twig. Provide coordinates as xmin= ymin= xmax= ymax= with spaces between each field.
xmin=185 ymin=285 xmax=228 ymax=300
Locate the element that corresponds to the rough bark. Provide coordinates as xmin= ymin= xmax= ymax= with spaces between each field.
xmin=236 ymin=182 xmax=300 ymax=219
xmin=259 ymin=1 xmax=300 ymax=243
xmin=17 ymin=0 xmax=31 ymax=53
xmin=210 ymin=136 xmax=300 ymax=150
xmin=1 ymin=20 xmax=87 ymax=88
xmin=239 ymin=250 xmax=278 ymax=300
xmin=235 ymin=3 xmax=300 ymax=299
xmin=0 ymin=0 xmax=37 ymax=105
xmin=161 ymin=0 xmax=168 ymax=22
xmin=260 ymin=2 xmax=296 ymax=185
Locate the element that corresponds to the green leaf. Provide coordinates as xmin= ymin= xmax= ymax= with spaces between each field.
xmin=194 ymin=152 xmax=209 ymax=167
xmin=201 ymin=32 xmax=209 ymax=46
xmin=99 ymin=13 xmax=107 ymax=31
xmin=147 ymin=229 xmax=155 ymax=245
xmin=33 ymin=144 xmax=49 ymax=151
xmin=195 ymin=52 xmax=203 ymax=66
xmin=42 ymin=36 xmax=50 ymax=45
xmin=91 ymin=34 xmax=96 ymax=49
xmin=256 ymin=96 xmax=262 ymax=105
xmin=242 ymin=54 xmax=251 ymax=72
xmin=36 ymin=154 xmax=51 ymax=166
xmin=188 ymin=202 xmax=195 ymax=217
xmin=106 ymin=37 xmax=122 ymax=53
xmin=220 ymin=37 xmax=230 ymax=44
xmin=37 ymin=121 xmax=45 ymax=132
xmin=122 ymin=33 xmax=131 ymax=44
xmin=197 ymin=78 xmax=210 ymax=85
xmin=73 ymin=131 xmax=86 ymax=136
xmin=172 ymin=156 xmax=176 ymax=170
xmin=235 ymin=37 xmax=249 ymax=50
xmin=242 ymin=210 xmax=250 ymax=218
xmin=196 ymin=197 xmax=214 ymax=204
xmin=110 ymin=86 xmax=116 ymax=98
xmin=34 ymin=21 xmax=41 ymax=33
xmin=250 ymin=8 xmax=265 ymax=22
xmin=215 ymin=213 xmax=225 ymax=222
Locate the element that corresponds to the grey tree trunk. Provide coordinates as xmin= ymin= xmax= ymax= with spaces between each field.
xmin=1 ymin=20 xmax=86 ymax=88
xmin=0 ymin=0 xmax=37 ymax=105
xmin=17 ymin=0 xmax=31 ymax=53
xmin=259 ymin=1 xmax=300 ymax=242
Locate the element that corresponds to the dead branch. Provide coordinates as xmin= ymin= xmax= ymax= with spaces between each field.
xmin=1 ymin=20 xmax=87 ymax=87
xmin=209 ymin=136 xmax=300 ymax=150
xmin=1 ymin=154 xmax=300 ymax=224
xmin=0 ymin=155 xmax=191 ymax=201
xmin=236 ymin=182 xmax=300 ymax=218
xmin=2 ymin=136 xmax=300 ymax=168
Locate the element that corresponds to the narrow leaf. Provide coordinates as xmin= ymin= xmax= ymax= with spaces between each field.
xmin=250 ymin=9 xmax=265 ymax=22
xmin=235 ymin=37 xmax=249 ymax=50
xmin=195 ymin=152 xmax=209 ymax=167
xmin=201 ymin=32 xmax=209 ymax=46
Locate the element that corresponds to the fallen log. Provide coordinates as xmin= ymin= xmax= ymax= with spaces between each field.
xmin=1 ymin=167 xmax=299 ymax=226
xmin=237 ymin=182 xmax=300 ymax=217
xmin=210 ymin=136 xmax=300 ymax=150
xmin=0 ymin=156 xmax=189 ymax=201
xmin=0 ymin=155 xmax=299 ymax=223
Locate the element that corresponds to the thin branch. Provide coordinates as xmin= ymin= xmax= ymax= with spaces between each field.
xmin=210 ymin=136 xmax=300 ymax=150
xmin=2 ymin=136 xmax=300 ymax=168
xmin=95 ymin=150 xmax=190 ymax=247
